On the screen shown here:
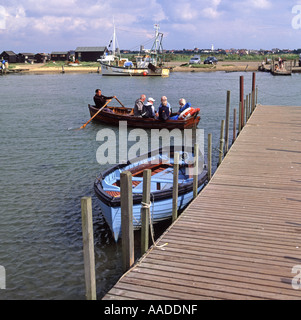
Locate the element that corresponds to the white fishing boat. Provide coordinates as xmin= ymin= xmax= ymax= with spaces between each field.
xmin=99 ymin=24 xmax=170 ymax=77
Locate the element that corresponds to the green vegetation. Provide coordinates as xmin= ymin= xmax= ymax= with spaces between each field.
xmin=163 ymin=53 xmax=300 ymax=63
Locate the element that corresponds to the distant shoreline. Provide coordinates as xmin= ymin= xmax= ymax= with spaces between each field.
xmin=7 ymin=61 xmax=261 ymax=74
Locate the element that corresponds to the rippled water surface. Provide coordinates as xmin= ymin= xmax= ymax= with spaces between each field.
xmin=0 ymin=71 xmax=300 ymax=299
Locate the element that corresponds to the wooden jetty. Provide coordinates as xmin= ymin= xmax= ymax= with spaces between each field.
xmin=103 ymin=104 xmax=301 ymax=300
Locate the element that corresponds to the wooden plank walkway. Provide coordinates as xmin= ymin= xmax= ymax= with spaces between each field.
xmin=103 ymin=105 xmax=301 ymax=300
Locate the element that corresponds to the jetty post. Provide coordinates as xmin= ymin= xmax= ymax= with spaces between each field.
xmin=141 ymin=169 xmax=151 ymax=255
xmin=240 ymin=76 xmax=244 ymax=129
xmin=245 ymin=95 xmax=249 ymax=122
xmin=225 ymin=91 xmax=231 ymax=154
xmin=252 ymin=72 xmax=256 ymax=112
xmin=81 ymin=197 xmax=97 ymax=300
xmin=238 ymin=102 xmax=242 ymax=134
xmin=232 ymin=108 xmax=237 ymax=144
xmin=120 ymin=171 xmax=134 ymax=272
xmin=218 ymin=120 xmax=225 ymax=166
xmin=172 ymin=153 xmax=180 ymax=222
xmin=207 ymin=134 xmax=212 ymax=181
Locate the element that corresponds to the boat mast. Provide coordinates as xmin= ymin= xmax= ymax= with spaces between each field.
xmin=151 ymin=24 xmax=163 ymax=66
xmin=112 ymin=19 xmax=116 ymax=56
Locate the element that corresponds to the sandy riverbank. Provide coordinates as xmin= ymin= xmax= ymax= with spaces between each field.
xmin=166 ymin=60 xmax=261 ymax=72
xmin=9 ymin=61 xmax=261 ymax=74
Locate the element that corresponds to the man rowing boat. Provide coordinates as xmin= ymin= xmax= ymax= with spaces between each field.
xmin=94 ymin=89 xmax=116 ymax=109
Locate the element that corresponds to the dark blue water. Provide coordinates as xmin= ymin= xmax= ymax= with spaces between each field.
xmin=0 ymin=71 xmax=300 ymax=299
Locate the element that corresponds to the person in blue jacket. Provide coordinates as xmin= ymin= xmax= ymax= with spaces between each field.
xmin=170 ymin=98 xmax=191 ymax=120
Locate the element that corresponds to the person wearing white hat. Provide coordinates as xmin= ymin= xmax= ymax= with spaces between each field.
xmin=142 ymin=97 xmax=156 ymax=118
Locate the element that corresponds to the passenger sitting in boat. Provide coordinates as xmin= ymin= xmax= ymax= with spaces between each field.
xmin=170 ymin=98 xmax=191 ymax=120
xmin=141 ymin=97 xmax=156 ymax=118
xmin=133 ymin=94 xmax=146 ymax=117
xmin=93 ymin=89 xmax=116 ymax=110
xmin=157 ymin=96 xmax=171 ymax=121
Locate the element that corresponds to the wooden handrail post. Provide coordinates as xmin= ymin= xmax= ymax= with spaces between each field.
xmin=172 ymin=153 xmax=180 ymax=222
xmin=81 ymin=197 xmax=97 ymax=300
xmin=141 ymin=169 xmax=151 ymax=255
xmin=120 ymin=171 xmax=134 ymax=272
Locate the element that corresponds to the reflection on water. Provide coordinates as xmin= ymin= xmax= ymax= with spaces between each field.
xmin=0 ymin=71 xmax=300 ymax=299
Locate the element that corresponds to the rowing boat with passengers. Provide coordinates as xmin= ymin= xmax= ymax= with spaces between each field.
xmin=88 ymin=104 xmax=201 ymax=129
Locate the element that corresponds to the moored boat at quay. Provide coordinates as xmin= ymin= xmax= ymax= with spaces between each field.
xmin=94 ymin=146 xmax=208 ymax=241
xmin=98 ymin=24 xmax=170 ymax=77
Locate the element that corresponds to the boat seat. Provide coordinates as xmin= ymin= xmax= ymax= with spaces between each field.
xmin=102 ymin=179 xmax=120 ymax=191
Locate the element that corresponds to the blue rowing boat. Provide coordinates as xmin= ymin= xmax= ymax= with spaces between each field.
xmin=94 ymin=146 xmax=208 ymax=241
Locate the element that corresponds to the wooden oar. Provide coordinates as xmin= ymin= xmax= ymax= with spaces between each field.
xmin=115 ymin=97 xmax=126 ymax=108
xmin=78 ymin=99 xmax=112 ymax=130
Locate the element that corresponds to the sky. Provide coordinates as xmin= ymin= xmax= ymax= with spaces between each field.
xmin=0 ymin=0 xmax=301 ymax=53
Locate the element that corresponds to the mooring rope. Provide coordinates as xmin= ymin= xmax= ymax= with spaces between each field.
xmin=141 ymin=194 xmax=168 ymax=250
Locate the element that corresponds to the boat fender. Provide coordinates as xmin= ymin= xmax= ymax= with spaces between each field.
xmin=190 ymin=108 xmax=200 ymax=117
xmin=178 ymin=107 xmax=195 ymax=120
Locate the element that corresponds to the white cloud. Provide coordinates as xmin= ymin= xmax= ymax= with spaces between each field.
xmin=250 ymin=0 xmax=271 ymax=9
xmin=0 ymin=0 xmax=299 ymax=52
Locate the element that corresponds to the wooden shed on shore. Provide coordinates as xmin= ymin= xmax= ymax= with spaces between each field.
xmin=0 ymin=51 xmax=18 ymax=63
xmin=50 ymin=51 xmax=70 ymax=61
xmin=75 ymin=47 xmax=106 ymax=62
xmin=18 ymin=53 xmax=35 ymax=63
xmin=35 ymin=53 xmax=51 ymax=63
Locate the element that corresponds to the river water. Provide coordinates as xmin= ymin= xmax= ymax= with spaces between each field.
xmin=0 ymin=70 xmax=300 ymax=300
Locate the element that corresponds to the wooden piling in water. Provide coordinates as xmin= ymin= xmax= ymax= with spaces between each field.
xmin=207 ymin=134 xmax=212 ymax=181
xmin=218 ymin=120 xmax=225 ymax=166
xmin=256 ymin=87 xmax=258 ymax=105
xmin=238 ymin=102 xmax=242 ymax=134
xmin=252 ymin=72 xmax=256 ymax=112
xmin=225 ymin=91 xmax=230 ymax=154
xmin=245 ymin=95 xmax=249 ymax=123
xmin=81 ymin=197 xmax=97 ymax=300
xmin=232 ymin=108 xmax=237 ymax=144
xmin=172 ymin=153 xmax=180 ymax=222
xmin=240 ymin=76 xmax=244 ymax=129
xmin=120 ymin=171 xmax=134 ymax=272
xmin=141 ymin=169 xmax=151 ymax=256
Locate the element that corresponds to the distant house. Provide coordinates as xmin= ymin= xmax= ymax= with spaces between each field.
xmin=35 ymin=53 xmax=51 ymax=63
xmin=50 ymin=51 xmax=70 ymax=61
xmin=18 ymin=53 xmax=36 ymax=63
xmin=0 ymin=51 xmax=18 ymax=63
xmin=75 ymin=47 xmax=106 ymax=62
